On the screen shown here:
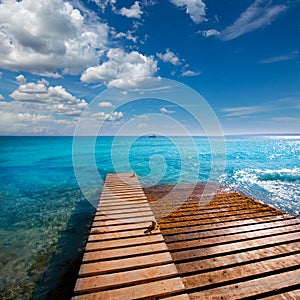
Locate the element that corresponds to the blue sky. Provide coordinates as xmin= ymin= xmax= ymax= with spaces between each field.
xmin=0 ymin=0 xmax=299 ymax=135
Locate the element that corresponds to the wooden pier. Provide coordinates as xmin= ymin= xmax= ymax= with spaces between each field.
xmin=146 ymin=184 xmax=300 ymax=300
xmin=74 ymin=174 xmax=300 ymax=299
xmin=73 ymin=173 xmax=189 ymax=299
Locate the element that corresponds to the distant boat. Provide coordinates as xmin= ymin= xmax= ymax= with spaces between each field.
xmin=149 ymin=134 xmax=157 ymax=138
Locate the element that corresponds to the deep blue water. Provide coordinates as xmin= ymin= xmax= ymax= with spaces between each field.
xmin=0 ymin=135 xmax=299 ymax=299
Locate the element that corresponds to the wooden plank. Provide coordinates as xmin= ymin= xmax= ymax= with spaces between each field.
xmin=182 ymin=252 xmax=300 ymax=290
xmin=92 ymin=215 xmax=155 ymax=227
xmin=85 ymin=233 xmax=164 ymax=251
xmin=162 ymin=216 xmax=299 ymax=239
xmin=88 ymin=228 xmax=152 ymax=242
xmin=95 ymin=206 xmax=153 ymax=215
xmin=98 ymin=197 xmax=146 ymax=203
xmin=167 ymin=223 xmax=300 ymax=251
xmin=100 ymin=195 xmax=147 ymax=201
xmin=75 ymin=264 xmax=179 ymax=293
xmin=157 ymin=205 xmax=273 ymax=220
xmin=102 ymin=186 xmax=144 ymax=191
xmin=260 ymin=289 xmax=300 ymax=299
xmin=101 ymin=190 xmax=146 ymax=196
xmin=82 ymin=242 xmax=169 ymax=262
xmin=176 ymin=241 xmax=300 ymax=274
xmin=79 ymin=252 xmax=174 ymax=276
xmin=98 ymin=203 xmax=149 ymax=211
xmin=157 ymin=207 xmax=276 ymax=225
xmin=73 ymin=277 xmax=186 ymax=300
xmin=99 ymin=198 xmax=146 ymax=204
xmin=171 ymin=231 xmax=300 ymax=262
xmin=160 ymin=211 xmax=284 ymax=231
xmin=188 ymin=269 xmax=300 ymax=300
xmin=93 ymin=210 xmax=153 ymax=220
xmin=90 ymin=222 xmax=152 ymax=233
xmin=162 ymin=294 xmax=190 ymax=300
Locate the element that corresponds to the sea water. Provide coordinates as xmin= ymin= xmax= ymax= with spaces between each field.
xmin=0 ymin=135 xmax=299 ymax=299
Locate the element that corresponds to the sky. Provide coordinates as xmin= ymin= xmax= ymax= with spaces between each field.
xmin=0 ymin=0 xmax=299 ymax=136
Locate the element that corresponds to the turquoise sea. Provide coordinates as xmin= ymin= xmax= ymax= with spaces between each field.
xmin=0 ymin=135 xmax=299 ymax=299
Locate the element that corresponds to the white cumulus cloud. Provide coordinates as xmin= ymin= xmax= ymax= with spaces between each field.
xmin=16 ymin=74 xmax=27 ymax=85
xmin=0 ymin=0 xmax=109 ymax=77
xmin=200 ymin=29 xmax=220 ymax=38
xmin=114 ymin=30 xmax=138 ymax=43
xmin=86 ymin=111 xmax=123 ymax=121
xmin=99 ymin=101 xmax=114 ymax=108
xmin=169 ymin=0 xmax=207 ymax=24
xmin=157 ymin=49 xmax=181 ymax=66
xmin=10 ymin=75 xmax=88 ymax=116
xmin=81 ymin=48 xmax=158 ymax=89
xmin=118 ymin=1 xmax=143 ymax=19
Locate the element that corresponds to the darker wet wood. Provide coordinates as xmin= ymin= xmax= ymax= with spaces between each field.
xmin=144 ymin=184 xmax=300 ymax=300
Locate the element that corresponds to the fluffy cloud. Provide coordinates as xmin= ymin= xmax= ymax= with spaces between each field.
xmin=99 ymin=101 xmax=114 ymax=108
xmin=88 ymin=111 xmax=124 ymax=121
xmin=157 ymin=49 xmax=181 ymax=66
xmin=0 ymin=75 xmax=125 ymax=135
xmin=0 ymin=0 xmax=108 ymax=76
xmin=0 ymin=101 xmax=76 ymax=135
xmin=0 ymin=94 xmax=4 ymax=100
xmin=199 ymin=29 xmax=220 ymax=38
xmin=221 ymin=0 xmax=287 ymax=41
xmin=170 ymin=0 xmax=207 ymax=23
xmin=114 ymin=30 xmax=138 ymax=43
xmin=81 ymin=48 xmax=158 ymax=89
xmin=160 ymin=107 xmax=175 ymax=114
xmin=10 ymin=75 xmax=88 ymax=116
xmin=118 ymin=1 xmax=143 ymax=19
xmin=92 ymin=0 xmax=116 ymax=12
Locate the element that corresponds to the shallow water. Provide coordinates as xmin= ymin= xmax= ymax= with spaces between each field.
xmin=0 ymin=135 xmax=299 ymax=298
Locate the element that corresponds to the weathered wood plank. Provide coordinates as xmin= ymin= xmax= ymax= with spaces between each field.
xmin=79 ymin=252 xmax=174 ymax=276
xmin=93 ymin=210 xmax=153 ymax=220
xmin=85 ymin=233 xmax=164 ymax=251
xmin=90 ymin=222 xmax=152 ymax=233
xmin=92 ymin=215 xmax=155 ymax=227
xmin=83 ymin=242 xmax=169 ymax=262
xmin=188 ymin=269 xmax=300 ymax=300
xmin=95 ymin=206 xmax=152 ymax=215
xmin=98 ymin=202 xmax=149 ymax=210
xmin=167 ymin=223 xmax=300 ymax=251
xmin=171 ymin=231 xmax=300 ymax=262
xmin=73 ymin=277 xmax=186 ymax=300
xmin=75 ymin=264 xmax=179 ymax=293
xmin=158 ymin=207 xmax=277 ymax=225
xmin=162 ymin=294 xmax=191 ymax=300
xmin=88 ymin=228 xmax=153 ymax=241
xmin=176 ymin=241 xmax=300 ymax=274
xmin=162 ymin=216 xmax=298 ymax=240
xmin=260 ymin=289 xmax=300 ymax=299
xmin=100 ymin=194 xmax=147 ymax=203
xmin=157 ymin=211 xmax=278 ymax=230
xmin=99 ymin=199 xmax=148 ymax=206
xmin=183 ymin=252 xmax=300 ymax=290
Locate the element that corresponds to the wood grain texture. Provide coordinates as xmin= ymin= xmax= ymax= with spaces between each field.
xmin=73 ymin=173 xmax=186 ymax=300
xmin=144 ymin=183 xmax=300 ymax=300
